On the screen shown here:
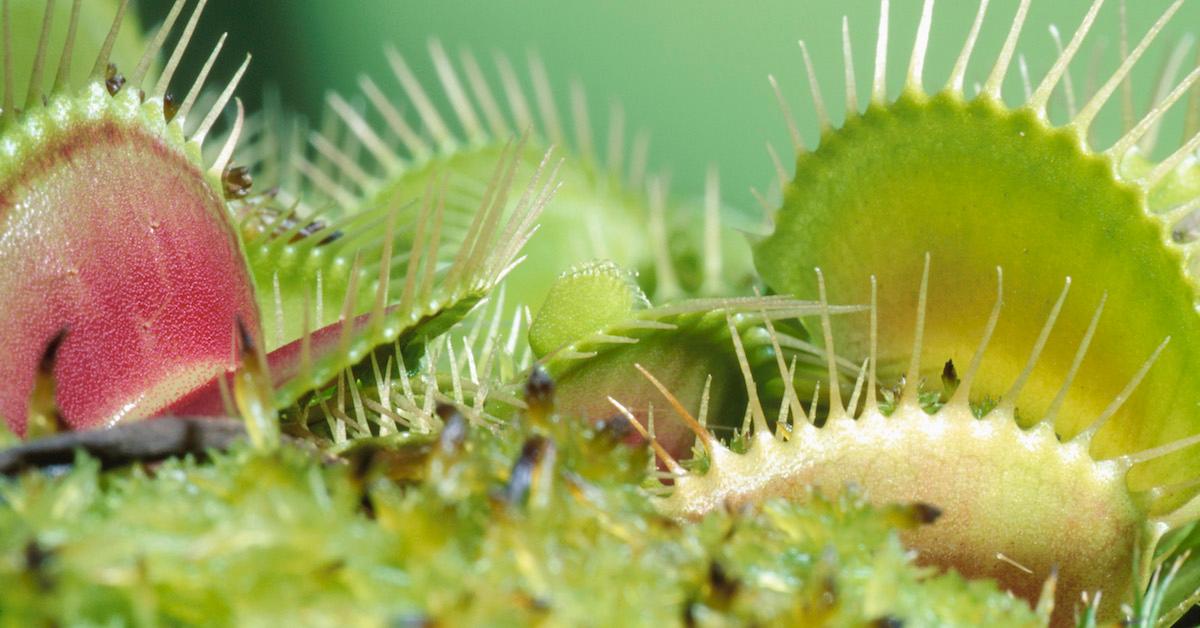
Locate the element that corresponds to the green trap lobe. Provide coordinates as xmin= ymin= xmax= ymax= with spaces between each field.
xmin=755 ymin=91 xmax=1200 ymax=487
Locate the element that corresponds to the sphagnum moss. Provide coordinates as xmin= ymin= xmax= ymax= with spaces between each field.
xmin=3 ymin=0 xmax=1200 ymax=626
xmin=0 ymin=377 xmax=1048 ymax=627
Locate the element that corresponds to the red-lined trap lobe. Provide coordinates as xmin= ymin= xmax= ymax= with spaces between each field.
xmin=0 ymin=0 xmax=260 ymax=434
xmin=0 ymin=115 xmax=259 ymax=433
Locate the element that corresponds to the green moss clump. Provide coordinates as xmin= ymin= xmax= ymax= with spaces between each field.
xmin=0 ymin=403 xmax=1042 ymax=627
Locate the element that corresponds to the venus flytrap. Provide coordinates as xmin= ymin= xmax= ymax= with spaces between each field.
xmin=252 ymin=40 xmax=755 ymax=312
xmin=4 ymin=0 xmax=1200 ymax=626
xmin=658 ymin=0 xmax=1200 ymax=624
xmin=0 ymin=0 xmax=561 ymax=436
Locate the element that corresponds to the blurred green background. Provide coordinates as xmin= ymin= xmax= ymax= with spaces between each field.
xmin=141 ymin=0 xmax=1200 ymax=216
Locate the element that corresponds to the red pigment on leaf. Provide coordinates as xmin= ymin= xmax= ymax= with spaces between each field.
xmin=174 ymin=304 xmax=437 ymax=418
xmin=0 ymin=119 xmax=260 ymax=434
xmin=169 ymin=310 xmax=363 ymax=418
